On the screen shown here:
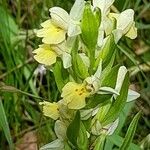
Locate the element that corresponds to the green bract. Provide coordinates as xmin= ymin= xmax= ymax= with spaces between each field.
xmin=33 ymin=0 xmax=140 ymax=149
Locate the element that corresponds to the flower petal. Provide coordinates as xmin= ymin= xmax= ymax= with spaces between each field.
xmin=61 ymin=82 xmax=89 ymax=109
xmin=33 ymin=44 xmax=57 ymax=66
xmin=80 ymin=109 xmax=93 ymax=120
xmin=68 ymin=22 xmax=81 ymax=37
xmin=70 ymin=0 xmax=85 ymax=20
xmin=39 ymin=101 xmax=59 ymax=120
xmin=115 ymin=66 xmax=127 ymax=93
xmin=85 ymin=76 xmax=100 ymax=92
xmin=97 ymin=29 xmax=105 ymax=47
xmin=67 ymin=95 xmax=86 ymax=109
xmin=61 ymin=82 xmax=78 ymax=97
xmin=49 ymin=7 xmax=69 ymax=30
xmin=62 ymin=52 xmax=72 ymax=69
xmin=98 ymin=87 xmax=119 ymax=95
xmin=112 ymin=29 xmax=123 ymax=43
xmin=125 ymin=22 xmax=137 ymax=39
xmin=107 ymin=118 xmax=119 ymax=135
xmin=93 ymin=0 xmax=114 ymax=14
xmin=36 ymin=20 xmax=66 ymax=44
xmin=117 ymin=9 xmax=134 ymax=34
xmin=127 ymin=89 xmax=140 ymax=102
xmin=54 ymin=120 xmax=67 ymax=140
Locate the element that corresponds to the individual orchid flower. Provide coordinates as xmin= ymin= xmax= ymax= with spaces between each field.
xmin=36 ymin=0 xmax=84 ymax=45
xmin=93 ymin=1 xmax=137 ymax=45
xmin=109 ymin=9 xmax=137 ymax=43
xmin=39 ymin=100 xmax=75 ymax=121
xmin=50 ymin=0 xmax=85 ymax=37
xmin=33 ymin=42 xmax=72 ymax=68
xmin=39 ymin=101 xmax=60 ymax=120
xmin=61 ymin=60 xmax=119 ymax=110
xmin=61 ymin=61 xmax=102 ymax=110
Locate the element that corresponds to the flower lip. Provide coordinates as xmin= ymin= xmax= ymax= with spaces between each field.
xmin=39 ymin=101 xmax=60 ymax=120
xmin=33 ymin=44 xmax=58 ymax=66
xmin=61 ymin=82 xmax=90 ymax=109
xmin=49 ymin=7 xmax=70 ymax=30
xmin=36 ymin=20 xmax=66 ymax=44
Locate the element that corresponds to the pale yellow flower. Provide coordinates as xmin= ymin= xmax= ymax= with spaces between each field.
xmin=61 ymin=82 xmax=90 ymax=109
xmin=33 ymin=44 xmax=58 ymax=66
xmin=109 ymin=9 xmax=137 ymax=43
xmin=36 ymin=1 xmax=85 ymax=45
xmin=39 ymin=101 xmax=59 ymax=120
xmin=36 ymin=20 xmax=66 ymax=44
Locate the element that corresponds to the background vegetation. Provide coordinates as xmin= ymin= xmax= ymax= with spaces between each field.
xmin=0 ymin=0 xmax=150 ymax=149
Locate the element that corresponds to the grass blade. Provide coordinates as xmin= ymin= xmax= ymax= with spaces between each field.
xmin=0 ymin=98 xmax=14 ymax=149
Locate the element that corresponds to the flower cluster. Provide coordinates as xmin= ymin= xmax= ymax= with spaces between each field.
xmin=33 ymin=0 xmax=140 ymax=149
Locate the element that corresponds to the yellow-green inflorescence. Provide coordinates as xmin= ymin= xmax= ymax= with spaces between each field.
xmin=33 ymin=0 xmax=140 ymax=149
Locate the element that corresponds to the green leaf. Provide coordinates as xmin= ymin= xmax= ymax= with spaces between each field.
xmin=94 ymin=134 xmax=106 ymax=150
xmin=67 ymin=111 xmax=80 ymax=147
xmin=95 ymin=48 xmax=116 ymax=75
xmin=53 ymin=59 xmax=69 ymax=92
xmin=77 ymin=122 xmax=89 ymax=150
xmin=104 ymin=138 xmax=114 ymax=150
xmin=115 ymin=102 xmax=135 ymax=134
xmin=96 ymin=34 xmax=116 ymax=68
xmin=71 ymin=38 xmax=89 ymax=79
xmin=64 ymin=142 xmax=72 ymax=150
xmin=107 ymin=134 xmax=141 ymax=150
xmin=85 ymin=94 xmax=112 ymax=109
xmin=0 ymin=98 xmax=14 ymax=149
xmin=76 ymin=54 xmax=89 ymax=78
xmin=102 ymin=72 xmax=129 ymax=125
xmin=82 ymin=117 xmax=92 ymax=132
xmin=0 ymin=6 xmax=18 ymax=45
xmin=101 ymin=65 xmax=120 ymax=88
xmin=81 ymin=2 xmax=99 ymax=50
xmin=120 ymin=112 xmax=141 ymax=150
